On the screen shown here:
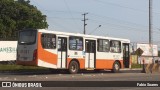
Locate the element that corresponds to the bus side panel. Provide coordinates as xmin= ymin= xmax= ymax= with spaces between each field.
xmin=96 ymin=59 xmax=114 ymax=69
xmin=96 ymin=52 xmax=123 ymax=69
xmin=67 ymin=58 xmax=85 ymax=69
xmin=37 ymin=32 xmax=58 ymax=68
xmin=96 ymin=59 xmax=123 ymax=69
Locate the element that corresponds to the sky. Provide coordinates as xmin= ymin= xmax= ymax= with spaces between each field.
xmin=30 ymin=0 xmax=160 ymax=47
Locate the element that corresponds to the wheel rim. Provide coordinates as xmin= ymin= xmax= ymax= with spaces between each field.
xmin=71 ymin=64 xmax=77 ymax=72
xmin=115 ymin=63 xmax=119 ymax=70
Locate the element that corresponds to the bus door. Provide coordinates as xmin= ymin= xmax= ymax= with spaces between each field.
xmin=123 ymin=43 xmax=130 ymax=68
xmin=57 ymin=37 xmax=67 ymax=68
xmin=85 ymin=40 xmax=96 ymax=68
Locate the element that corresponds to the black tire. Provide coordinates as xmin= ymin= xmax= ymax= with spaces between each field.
xmin=112 ymin=61 xmax=120 ymax=73
xmin=68 ymin=61 xmax=79 ymax=74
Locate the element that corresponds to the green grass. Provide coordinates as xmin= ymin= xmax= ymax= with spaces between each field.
xmin=131 ymin=64 xmax=142 ymax=69
xmin=0 ymin=64 xmax=48 ymax=71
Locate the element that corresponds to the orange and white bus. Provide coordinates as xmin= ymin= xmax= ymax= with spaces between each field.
xmin=17 ymin=29 xmax=130 ymax=74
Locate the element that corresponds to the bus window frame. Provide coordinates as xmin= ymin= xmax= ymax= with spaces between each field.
xmin=41 ymin=33 xmax=56 ymax=49
xmin=69 ymin=36 xmax=83 ymax=51
xmin=97 ymin=39 xmax=110 ymax=52
xmin=110 ymin=40 xmax=121 ymax=53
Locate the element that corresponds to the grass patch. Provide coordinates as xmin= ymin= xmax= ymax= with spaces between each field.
xmin=0 ymin=64 xmax=48 ymax=71
xmin=131 ymin=64 xmax=142 ymax=69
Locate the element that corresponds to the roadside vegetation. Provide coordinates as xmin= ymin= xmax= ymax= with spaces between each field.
xmin=0 ymin=0 xmax=48 ymax=40
xmin=131 ymin=64 xmax=142 ymax=69
xmin=0 ymin=64 xmax=47 ymax=71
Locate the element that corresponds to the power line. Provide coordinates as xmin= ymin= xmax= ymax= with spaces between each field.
xmin=42 ymin=10 xmax=83 ymax=14
xmin=89 ymin=19 xmax=148 ymax=32
xmin=93 ymin=0 xmax=160 ymax=15
xmin=47 ymin=16 xmax=81 ymax=20
xmin=89 ymin=12 xmax=149 ymax=28
xmin=63 ymin=0 xmax=81 ymax=31
xmin=93 ymin=0 xmax=148 ymax=13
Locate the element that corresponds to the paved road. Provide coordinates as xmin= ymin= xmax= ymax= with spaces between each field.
xmin=0 ymin=72 xmax=160 ymax=81
xmin=0 ymin=69 xmax=160 ymax=90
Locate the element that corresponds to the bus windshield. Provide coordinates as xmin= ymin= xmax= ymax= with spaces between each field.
xmin=18 ymin=30 xmax=37 ymax=45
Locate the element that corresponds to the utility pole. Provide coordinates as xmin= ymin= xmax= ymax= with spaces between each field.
xmin=149 ymin=0 xmax=154 ymax=63
xmin=149 ymin=0 xmax=152 ymax=45
xmin=82 ymin=13 xmax=88 ymax=34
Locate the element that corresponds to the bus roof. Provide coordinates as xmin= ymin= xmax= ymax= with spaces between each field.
xmin=37 ymin=29 xmax=130 ymax=43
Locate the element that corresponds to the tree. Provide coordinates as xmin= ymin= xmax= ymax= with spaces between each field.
xmin=0 ymin=0 xmax=48 ymax=40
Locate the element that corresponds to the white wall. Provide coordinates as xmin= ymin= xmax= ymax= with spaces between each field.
xmin=0 ymin=41 xmax=17 ymax=61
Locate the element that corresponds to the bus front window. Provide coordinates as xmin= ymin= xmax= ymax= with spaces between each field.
xmin=18 ymin=30 xmax=37 ymax=45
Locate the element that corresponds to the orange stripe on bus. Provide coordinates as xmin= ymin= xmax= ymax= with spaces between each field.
xmin=96 ymin=59 xmax=114 ymax=69
xmin=96 ymin=59 xmax=123 ymax=69
xmin=37 ymin=32 xmax=57 ymax=65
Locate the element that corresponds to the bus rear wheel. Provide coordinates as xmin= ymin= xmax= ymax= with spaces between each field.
xmin=68 ymin=61 xmax=79 ymax=74
xmin=112 ymin=61 xmax=120 ymax=73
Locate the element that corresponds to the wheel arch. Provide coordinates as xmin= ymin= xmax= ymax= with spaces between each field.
xmin=68 ymin=58 xmax=80 ymax=69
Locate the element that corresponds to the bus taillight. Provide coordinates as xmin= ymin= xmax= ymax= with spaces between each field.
xmin=33 ymin=49 xmax=37 ymax=60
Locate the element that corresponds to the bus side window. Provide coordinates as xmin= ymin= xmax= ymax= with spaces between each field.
xmin=110 ymin=40 xmax=121 ymax=53
xmin=69 ymin=36 xmax=83 ymax=51
xmin=97 ymin=39 xmax=109 ymax=52
xmin=41 ymin=34 xmax=56 ymax=49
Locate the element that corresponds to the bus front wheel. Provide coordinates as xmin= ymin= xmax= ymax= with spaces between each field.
xmin=68 ymin=61 xmax=79 ymax=74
